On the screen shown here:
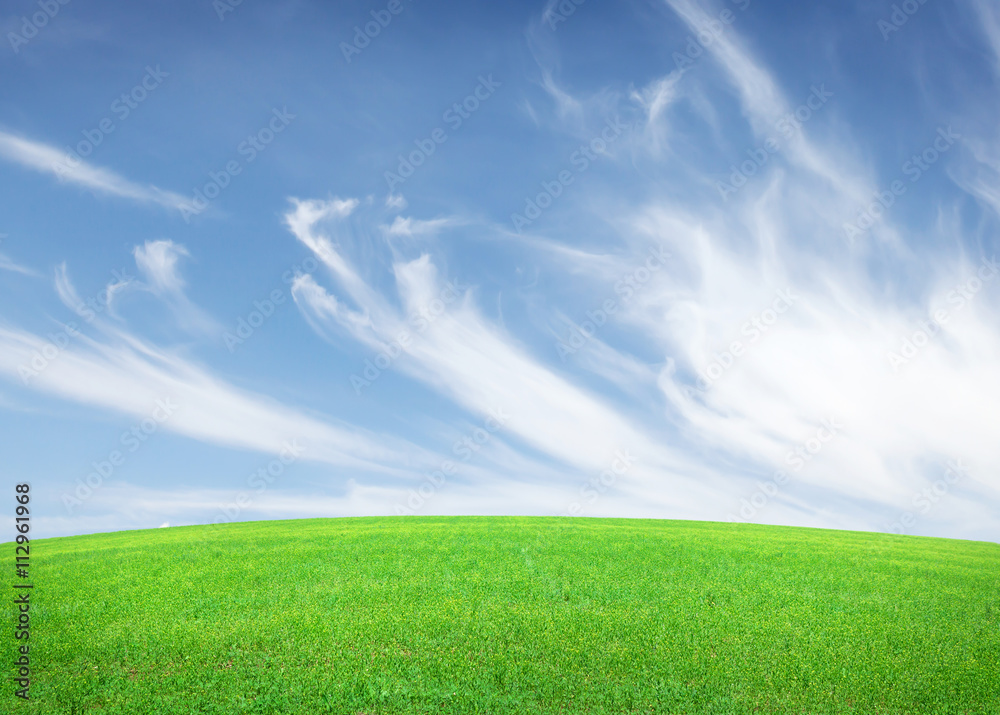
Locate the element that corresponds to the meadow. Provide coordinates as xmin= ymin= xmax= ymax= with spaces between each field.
xmin=4 ymin=517 xmax=999 ymax=714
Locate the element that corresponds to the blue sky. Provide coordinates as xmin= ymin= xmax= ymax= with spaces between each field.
xmin=1 ymin=0 xmax=998 ymax=541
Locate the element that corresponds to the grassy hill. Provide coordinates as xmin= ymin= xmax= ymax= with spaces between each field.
xmin=5 ymin=517 xmax=999 ymax=714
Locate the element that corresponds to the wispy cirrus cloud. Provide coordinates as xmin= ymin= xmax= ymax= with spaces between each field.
xmin=0 ymin=130 xmax=196 ymax=214
xmin=131 ymin=240 xmax=218 ymax=334
xmin=0 ymin=254 xmax=37 ymax=276
xmin=0 ymin=250 xmax=438 ymax=480
xmin=383 ymin=215 xmax=460 ymax=237
xmin=286 ymin=197 xmax=728 ymax=517
xmin=262 ymin=0 xmax=1000 ymax=540
xmin=133 ymin=240 xmax=189 ymax=294
xmin=0 ymin=233 xmax=37 ymax=276
xmin=0 ymin=317 xmax=440 ymax=480
xmin=5 ymin=0 xmax=1000 ymax=544
xmin=517 ymin=0 xmax=1000 ymax=537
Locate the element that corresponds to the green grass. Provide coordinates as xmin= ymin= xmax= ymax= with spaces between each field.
xmin=4 ymin=517 xmax=999 ymax=714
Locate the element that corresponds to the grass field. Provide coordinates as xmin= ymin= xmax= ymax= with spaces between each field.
xmin=5 ymin=517 xmax=999 ymax=714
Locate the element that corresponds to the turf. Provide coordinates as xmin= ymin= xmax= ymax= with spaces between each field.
xmin=4 ymin=517 xmax=999 ymax=714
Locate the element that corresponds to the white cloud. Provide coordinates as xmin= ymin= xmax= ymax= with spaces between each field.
xmin=973 ymin=0 xmax=1000 ymax=75
xmin=385 ymin=193 xmax=408 ymax=211
xmin=0 ymin=233 xmax=36 ymax=276
xmin=629 ymin=73 xmax=683 ymax=156
xmin=0 ymin=254 xmax=36 ymax=276
xmin=133 ymin=240 xmax=189 ymax=293
xmin=127 ymin=240 xmax=217 ymax=334
xmin=286 ymin=198 xmax=727 ymax=519
xmin=9 ymin=1 xmax=999 ymax=543
xmin=384 ymin=215 xmax=458 ymax=237
xmin=512 ymin=1 xmax=1000 ymax=537
xmin=0 ymin=319 xmax=432 ymax=477
xmin=0 ymin=130 xmax=196 ymax=214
